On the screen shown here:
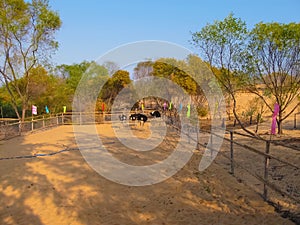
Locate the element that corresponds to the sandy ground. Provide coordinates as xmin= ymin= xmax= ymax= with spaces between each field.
xmin=215 ymin=117 xmax=300 ymax=221
xmin=0 ymin=122 xmax=297 ymax=225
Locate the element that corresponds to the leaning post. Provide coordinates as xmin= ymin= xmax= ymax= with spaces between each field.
xmin=230 ymin=131 xmax=234 ymax=175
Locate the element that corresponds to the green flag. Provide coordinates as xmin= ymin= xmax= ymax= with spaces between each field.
xmin=169 ymin=102 xmax=172 ymax=110
xmin=187 ymin=104 xmax=191 ymax=118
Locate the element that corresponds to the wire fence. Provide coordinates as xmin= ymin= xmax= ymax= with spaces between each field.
xmin=0 ymin=112 xmax=122 ymax=140
xmin=0 ymin=115 xmax=61 ymax=140
xmin=0 ymin=110 xmax=155 ymax=140
xmin=171 ymin=119 xmax=300 ymax=224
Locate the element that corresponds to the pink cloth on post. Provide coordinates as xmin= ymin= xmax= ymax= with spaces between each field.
xmin=271 ymin=103 xmax=279 ymax=135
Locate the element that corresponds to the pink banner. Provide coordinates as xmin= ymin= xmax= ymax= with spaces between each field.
xmin=163 ymin=102 xmax=167 ymax=111
xmin=32 ymin=105 xmax=37 ymax=115
xmin=271 ymin=103 xmax=279 ymax=135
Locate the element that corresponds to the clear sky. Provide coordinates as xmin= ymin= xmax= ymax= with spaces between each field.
xmin=49 ymin=0 xmax=300 ymax=66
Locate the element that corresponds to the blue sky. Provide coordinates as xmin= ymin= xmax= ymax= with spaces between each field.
xmin=49 ymin=0 xmax=300 ymax=66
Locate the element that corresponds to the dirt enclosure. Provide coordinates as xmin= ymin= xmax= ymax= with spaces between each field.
xmin=0 ymin=121 xmax=298 ymax=225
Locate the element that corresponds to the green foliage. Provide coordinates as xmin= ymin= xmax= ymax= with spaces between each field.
xmin=133 ymin=61 xmax=153 ymax=80
xmin=190 ymin=13 xmax=248 ymax=94
xmin=191 ymin=13 xmax=300 ymax=134
xmin=247 ymin=22 xmax=300 ymax=133
xmin=100 ymin=70 xmax=131 ymax=110
xmin=111 ymin=70 xmax=131 ymax=90
xmin=132 ymin=55 xmax=217 ymax=113
xmin=56 ymin=61 xmax=109 ymax=111
xmin=0 ymin=102 xmax=20 ymax=118
xmin=57 ymin=61 xmax=92 ymax=90
xmin=0 ymin=87 xmax=20 ymax=118
xmin=0 ymin=60 xmax=112 ymax=115
xmin=197 ymin=106 xmax=208 ymax=117
xmin=152 ymin=58 xmax=197 ymax=95
xmin=0 ymin=0 xmax=61 ymax=121
xmin=27 ymin=67 xmax=73 ymax=114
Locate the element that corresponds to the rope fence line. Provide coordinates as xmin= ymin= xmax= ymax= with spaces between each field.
xmin=0 ymin=147 xmax=79 ymax=161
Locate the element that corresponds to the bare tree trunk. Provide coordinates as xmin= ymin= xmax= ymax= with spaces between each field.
xmin=231 ymin=93 xmax=266 ymax=141
xmin=21 ymin=107 xmax=26 ymax=123
xmin=277 ymin=120 xmax=282 ymax=134
xmin=227 ymin=97 xmax=231 ymax=120
xmin=277 ymin=110 xmax=283 ymax=134
xmin=12 ymin=104 xmax=21 ymax=121
xmin=255 ymin=113 xmax=261 ymax=133
xmin=19 ymin=106 xmax=27 ymax=133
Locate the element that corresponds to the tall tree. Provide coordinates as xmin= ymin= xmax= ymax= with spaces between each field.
xmin=150 ymin=58 xmax=196 ymax=110
xmin=57 ymin=61 xmax=92 ymax=93
xmin=190 ymin=13 xmax=252 ymax=134
xmin=246 ymin=22 xmax=300 ymax=134
xmin=54 ymin=61 xmax=92 ymax=112
xmin=102 ymin=61 xmax=119 ymax=77
xmin=185 ymin=54 xmax=218 ymax=115
xmin=0 ymin=0 xmax=61 ymax=124
xmin=64 ymin=61 xmax=109 ymax=112
xmin=133 ymin=60 xmax=153 ymax=80
xmin=100 ymin=70 xmax=131 ymax=110
xmin=132 ymin=56 xmax=214 ymax=115
xmin=26 ymin=66 xmax=65 ymax=114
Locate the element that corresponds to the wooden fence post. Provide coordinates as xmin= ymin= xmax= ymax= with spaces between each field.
xmin=210 ymin=133 xmax=213 ymax=159
xmin=263 ymin=140 xmax=271 ymax=200
xmin=230 ymin=131 xmax=234 ymax=175
xmin=188 ymin=125 xmax=190 ymax=144
xmin=62 ymin=113 xmax=64 ymax=125
xmin=255 ymin=113 xmax=260 ymax=134
xmin=196 ymin=123 xmax=199 ymax=150
xmin=79 ymin=112 xmax=82 ymax=125
xmin=18 ymin=120 xmax=22 ymax=135
xmin=31 ymin=117 xmax=34 ymax=131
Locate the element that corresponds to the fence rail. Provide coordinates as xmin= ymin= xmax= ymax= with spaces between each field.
xmin=0 ymin=112 xmax=122 ymax=140
xmin=0 ymin=114 xmax=62 ymax=140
